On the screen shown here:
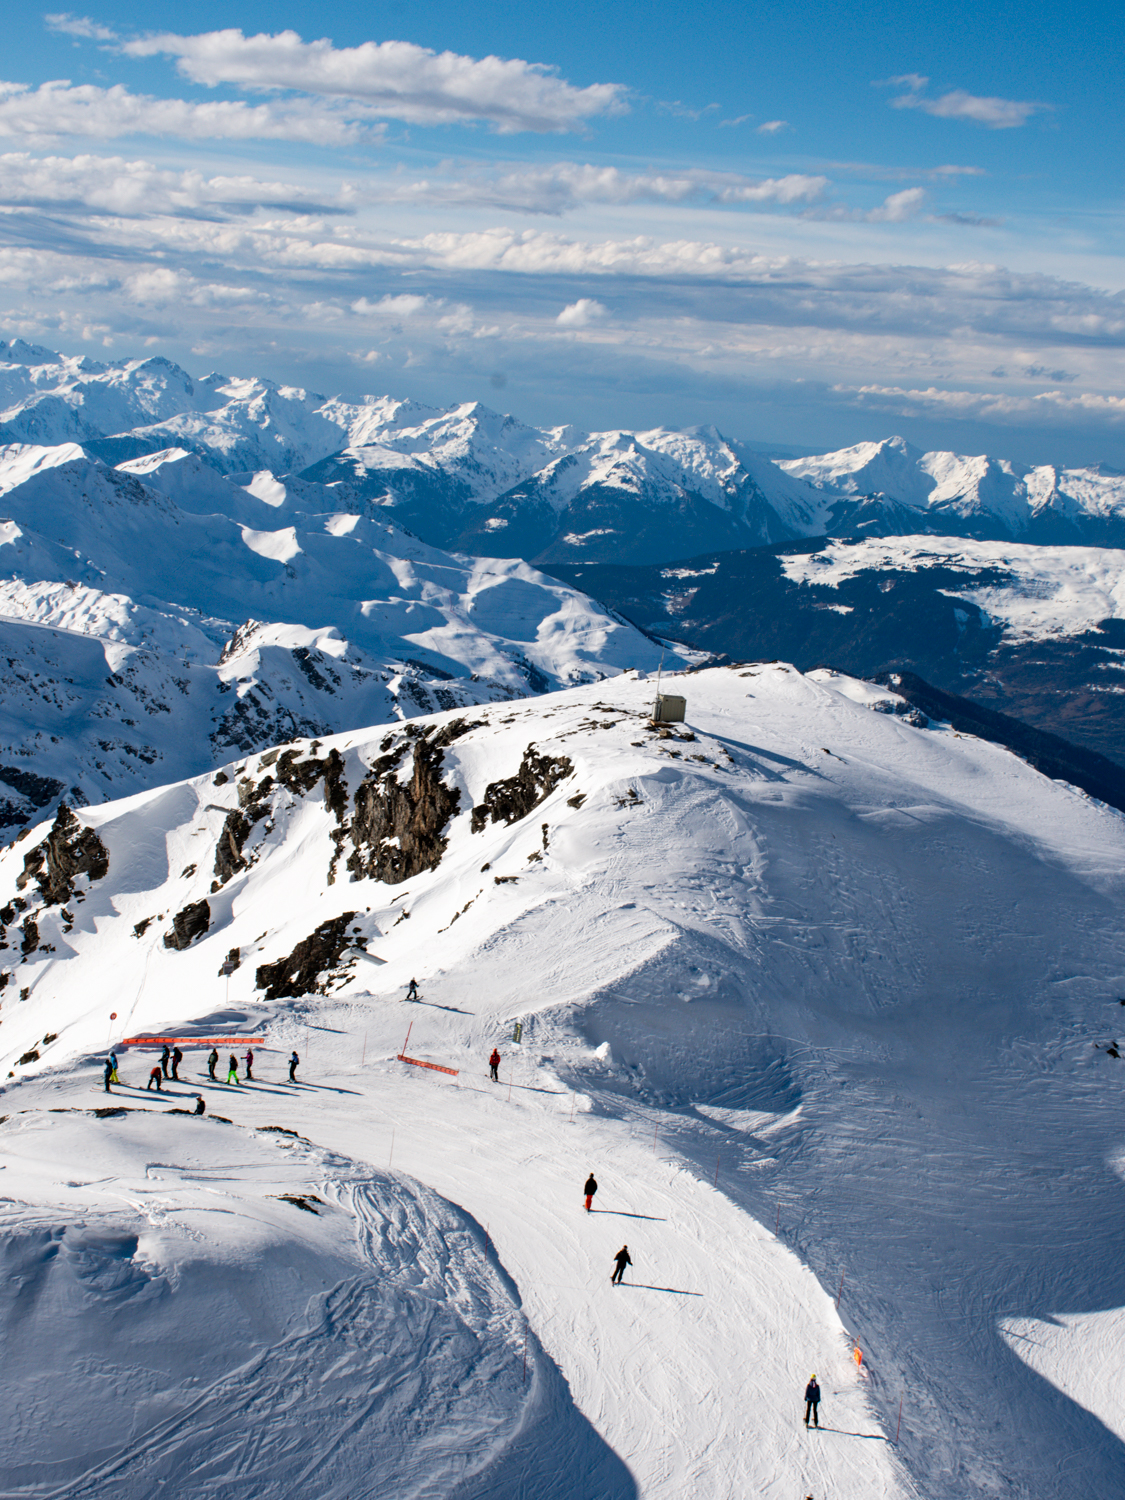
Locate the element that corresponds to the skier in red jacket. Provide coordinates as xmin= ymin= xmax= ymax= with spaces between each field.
xmin=489 ymin=1048 xmax=501 ymax=1082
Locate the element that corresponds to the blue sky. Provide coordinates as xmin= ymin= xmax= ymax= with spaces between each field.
xmin=1 ymin=1 xmax=1122 ymax=463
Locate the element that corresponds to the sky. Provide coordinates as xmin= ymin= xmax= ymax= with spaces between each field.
xmin=1 ymin=0 xmax=1123 ymax=464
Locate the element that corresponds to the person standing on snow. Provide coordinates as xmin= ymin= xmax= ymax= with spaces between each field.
xmin=489 ymin=1048 xmax=501 ymax=1082
xmin=288 ymin=1051 xmax=299 ymax=1082
xmin=103 ymin=1058 xmax=113 ymax=1093
xmin=244 ymin=1048 xmax=254 ymax=1081
xmin=804 ymin=1375 xmax=821 ymax=1428
xmin=147 ymin=1066 xmax=163 ymax=1091
xmin=406 ymin=978 xmax=419 ymax=1002
xmin=584 ymin=1173 xmax=598 ymax=1212
xmin=160 ymin=1045 xmax=171 ymax=1079
xmin=171 ymin=1046 xmax=183 ymax=1081
xmin=109 ymin=1052 xmax=119 ymax=1084
xmin=207 ymin=1047 xmax=219 ymax=1082
xmin=226 ymin=1054 xmax=239 ymax=1085
xmin=194 ymin=1095 xmax=206 ymax=1116
xmin=611 ymin=1245 xmax=632 ymax=1284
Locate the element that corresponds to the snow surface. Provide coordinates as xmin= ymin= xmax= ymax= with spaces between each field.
xmin=779 ymin=535 xmax=1125 ymax=641
xmin=2 ymin=664 xmax=1125 ymax=1497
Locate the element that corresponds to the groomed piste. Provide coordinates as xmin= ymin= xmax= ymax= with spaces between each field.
xmin=2 ymin=664 xmax=1124 ymax=1498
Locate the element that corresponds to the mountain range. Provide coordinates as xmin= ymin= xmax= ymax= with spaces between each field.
xmin=2 ymin=335 xmax=1125 ymax=831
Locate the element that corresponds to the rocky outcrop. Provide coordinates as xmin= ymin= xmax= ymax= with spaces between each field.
xmin=163 ymin=899 xmax=210 ymax=950
xmin=346 ymin=720 xmax=480 ymax=886
xmin=470 ymin=746 xmax=574 ymax=833
xmin=16 ymin=804 xmax=109 ymax=906
xmin=256 ymin=911 xmax=356 ymax=1000
xmin=213 ymin=745 xmax=349 ymax=890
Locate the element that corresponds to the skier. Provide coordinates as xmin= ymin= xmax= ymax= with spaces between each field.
xmin=103 ymin=1058 xmax=113 ymax=1093
xmin=171 ymin=1046 xmax=183 ymax=1081
xmin=406 ymin=978 xmax=419 ymax=1002
xmin=160 ymin=1044 xmax=171 ymax=1079
xmin=244 ymin=1047 xmax=254 ymax=1081
xmin=207 ymin=1047 xmax=219 ymax=1081
xmin=194 ymin=1095 xmax=206 ymax=1116
xmin=804 ymin=1375 xmax=821 ymax=1429
xmin=109 ymin=1051 xmax=119 ymax=1084
xmin=611 ymin=1245 xmax=632 ymax=1284
xmin=489 ymin=1048 xmax=501 ymax=1082
xmin=226 ymin=1053 xmax=239 ymax=1085
xmin=288 ymin=1051 xmax=299 ymax=1082
xmin=147 ymin=1066 xmax=163 ymax=1091
xmin=584 ymin=1173 xmax=598 ymax=1212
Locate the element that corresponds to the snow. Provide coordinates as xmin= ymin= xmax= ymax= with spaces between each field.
xmin=2 ymin=664 xmax=1125 ymax=1495
xmin=779 ymin=534 xmax=1125 ymax=640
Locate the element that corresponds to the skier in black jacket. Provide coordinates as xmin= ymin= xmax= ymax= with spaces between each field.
xmin=160 ymin=1045 xmax=171 ymax=1079
xmin=584 ymin=1174 xmax=598 ymax=1212
xmin=611 ymin=1245 xmax=631 ymax=1284
xmin=804 ymin=1375 xmax=821 ymax=1428
xmin=207 ymin=1048 xmax=219 ymax=1081
xmin=194 ymin=1095 xmax=206 ymax=1115
xmin=171 ymin=1047 xmax=183 ymax=1081
xmin=103 ymin=1058 xmax=113 ymax=1093
xmin=288 ymin=1051 xmax=299 ymax=1081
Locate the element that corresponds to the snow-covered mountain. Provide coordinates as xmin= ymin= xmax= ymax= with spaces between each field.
xmin=554 ymin=533 xmax=1125 ymax=768
xmin=781 ymin=434 xmax=1125 ymax=545
xmin=0 ymin=436 xmax=688 ymax=834
xmin=6 ymin=340 xmax=1125 ymax=567
xmin=3 ymin=665 xmax=1124 ymax=1498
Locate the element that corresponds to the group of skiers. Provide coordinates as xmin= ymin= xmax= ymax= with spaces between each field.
xmin=582 ymin=1168 xmax=824 ymax=1428
xmin=103 ymin=1046 xmax=301 ymax=1094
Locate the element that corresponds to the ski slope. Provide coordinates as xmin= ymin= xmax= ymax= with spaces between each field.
xmin=2 ymin=665 xmax=1125 ymax=1497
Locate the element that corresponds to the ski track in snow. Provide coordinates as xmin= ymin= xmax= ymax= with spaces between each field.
xmin=2 ymin=667 xmax=1125 ymax=1496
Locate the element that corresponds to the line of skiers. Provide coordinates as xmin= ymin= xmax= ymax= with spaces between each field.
xmin=583 ymin=1167 xmax=825 ymax=1429
xmin=104 ymin=1048 xmax=300 ymax=1092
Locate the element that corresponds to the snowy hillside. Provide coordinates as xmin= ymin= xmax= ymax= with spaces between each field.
xmin=0 ymin=438 xmax=687 ymax=835
xmin=2 ymin=665 xmax=1124 ymax=1497
xmin=781 ymin=435 xmax=1125 ymax=545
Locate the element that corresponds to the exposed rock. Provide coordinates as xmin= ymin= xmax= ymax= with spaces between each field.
xmin=19 ymin=916 xmax=38 ymax=957
xmin=256 ymin=911 xmax=356 ymax=1000
xmin=17 ymin=1049 xmax=39 ymax=1065
xmin=471 ymin=745 xmax=574 ymax=833
xmin=163 ymin=900 xmax=211 ymax=951
xmin=16 ymin=804 xmax=109 ymax=906
xmin=346 ymin=721 xmax=479 ymax=886
xmin=214 ymin=808 xmax=253 ymax=886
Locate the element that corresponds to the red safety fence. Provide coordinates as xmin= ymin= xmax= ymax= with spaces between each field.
xmin=397 ymin=1052 xmax=459 ymax=1077
xmin=123 ymin=1037 xmax=265 ymax=1047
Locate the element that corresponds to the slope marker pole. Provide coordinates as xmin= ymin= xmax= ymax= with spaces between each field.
xmin=522 ymin=1321 xmax=528 ymax=1384
xmin=896 ymin=1394 xmax=903 ymax=1444
xmin=361 ymin=1030 xmax=367 ymax=1066
xmin=507 ymin=1074 xmax=513 ymax=1103
xmin=713 ymin=1153 xmax=720 ymax=1187
xmin=653 ymin=1122 xmax=658 ymax=1154
xmin=388 ymin=1128 xmax=395 ymax=1171
xmin=775 ymin=1201 xmax=780 ymax=1235
xmin=401 ymin=1022 xmax=413 ymax=1057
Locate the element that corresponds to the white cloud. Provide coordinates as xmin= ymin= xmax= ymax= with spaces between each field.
xmin=556 ymin=298 xmax=607 ymax=327
xmin=882 ymin=75 xmax=1047 ymax=129
xmin=121 ymin=27 xmax=626 ymax=134
xmin=0 ymin=80 xmax=368 ymax=144
xmin=0 ymin=151 xmax=349 ymax=214
xmin=45 ymin=12 xmax=117 ymax=41
xmin=839 ymin=384 xmax=1125 ymax=424
xmin=756 ymin=120 xmax=790 ymax=134
xmin=380 ymin=162 xmax=827 ymax=215
xmin=866 ymin=187 xmax=926 ymax=222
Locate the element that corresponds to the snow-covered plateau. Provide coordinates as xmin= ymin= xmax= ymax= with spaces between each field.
xmin=1 ymin=665 xmax=1124 ymax=1498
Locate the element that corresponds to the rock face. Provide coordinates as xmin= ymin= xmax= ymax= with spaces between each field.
xmin=163 ymin=900 xmax=211 ymax=951
xmin=256 ymin=912 xmax=357 ymax=1000
xmin=15 ymin=805 xmax=109 ymax=907
xmin=347 ymin=721 xmax=479 ymax=886
xmin=470 ymin=747 xmax=574 ymax=833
